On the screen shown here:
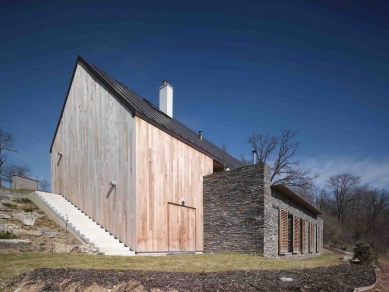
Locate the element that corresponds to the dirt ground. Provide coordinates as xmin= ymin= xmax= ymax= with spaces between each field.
xmin=6 ymin=264 xmax=377 ymax=292
xmin=375 ymin=260 xmax=389 ymax=291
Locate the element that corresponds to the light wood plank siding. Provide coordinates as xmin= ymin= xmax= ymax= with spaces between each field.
xmin=51 ymin=63 xmax=137 ymax=249
xmin=167 ymin=203 xmax=196 ymax=252
xmin=135 ymin=117 xmax=213 ymax=252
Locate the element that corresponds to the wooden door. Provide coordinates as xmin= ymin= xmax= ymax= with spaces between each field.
xmin=168 ymin=203 xmax=196 ymax=252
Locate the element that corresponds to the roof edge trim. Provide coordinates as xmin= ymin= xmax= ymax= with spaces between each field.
xmin=271 ymin=184 xmax=323 ymax=215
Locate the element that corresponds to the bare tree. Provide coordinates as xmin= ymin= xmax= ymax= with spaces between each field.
xmin=290 ymin=183 xmax=321 ymax=206
xmin=238 ymin=154 xmax=252 ymax=166
xmin=326 ymin=173 xmax=361 ymax=223
xmin=40 ymin=178 xmax=51 ymax=192
xmin=2 ymin=164 xmax=32 ymax=188
xmin=248 ymin=133 xmax=278 ymax=163
xmin=363 ymin=187 xmax=389 ymax=234
xmin=220 ymin=143 xmax=230 ymax=170
xmin=0 ymin=127 xmax=18 ymax=186
xmin=242 ymin=128 xmax=318 ymax=188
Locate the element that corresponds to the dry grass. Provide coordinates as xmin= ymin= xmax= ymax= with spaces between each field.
xmin=0 ymin=252 xmax=343 ymax=291
xmin=0 ymin=186 xmax=35 ymax=195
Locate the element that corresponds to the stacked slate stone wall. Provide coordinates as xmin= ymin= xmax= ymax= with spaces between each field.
xmin=203 ymin=164 xmax=269 ymax=255
xmin=264 ymin=187 xmax=323 ymax=257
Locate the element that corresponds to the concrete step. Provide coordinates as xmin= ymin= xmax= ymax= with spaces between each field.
xmin=31 ymin=191 xmax=135 ymax=256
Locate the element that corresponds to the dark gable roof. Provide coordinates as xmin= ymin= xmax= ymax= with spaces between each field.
xmin=50 ymin=56 xmax=244 ymax=169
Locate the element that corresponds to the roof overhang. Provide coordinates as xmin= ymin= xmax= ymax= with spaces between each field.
xmin=271 ymin=184 xmax=322 ymax=215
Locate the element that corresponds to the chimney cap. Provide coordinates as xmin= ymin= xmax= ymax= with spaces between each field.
xmin=162 ymin=79 xmax=169 ymax=85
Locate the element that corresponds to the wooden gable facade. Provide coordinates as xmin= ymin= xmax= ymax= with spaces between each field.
xmin=50 ymin=58 xmax=222 ymax=253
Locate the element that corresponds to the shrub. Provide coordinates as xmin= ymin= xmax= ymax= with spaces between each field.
xmin=353 ymin=242 xmax=375 ymax=265
xmin=22 ymin=207 xmax=34 ymax=213
xmin=14 ymin=198 xmax=32 ymax=204
xmin=2 ymin=203 xmax=17 ymax=209
xmin=0 ymin=231 xmax=17 ymax=239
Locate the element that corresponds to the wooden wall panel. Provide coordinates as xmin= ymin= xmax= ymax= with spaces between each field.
xmin=168 ymin=203 xmax=196 ymax=252
xmin=136 ymin=117 xmax=213 ymax=252
xmin=279 ymin=209 xmax=288 ymax=254
xmin=51 ymin=63 xmax=137 ymax=250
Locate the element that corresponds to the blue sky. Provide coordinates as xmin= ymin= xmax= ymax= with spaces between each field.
xmin=0 ymin=0 xmax=388 ymax=189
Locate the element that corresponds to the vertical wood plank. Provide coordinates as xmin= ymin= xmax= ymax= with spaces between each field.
xmin=135 ymin=117 xmax=213 ymax=252
xmin=51 ymin=63 xmax=137 ymax=251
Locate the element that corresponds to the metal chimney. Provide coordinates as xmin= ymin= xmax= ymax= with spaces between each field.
xmin=199 ymin=131 xmax=203 ymax=140
xmin=252 ymin=150 xmax=257 ymax=164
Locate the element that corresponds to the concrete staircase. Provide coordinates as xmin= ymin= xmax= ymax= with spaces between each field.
xmin=31 ymin=191 xmax=135 ymax=256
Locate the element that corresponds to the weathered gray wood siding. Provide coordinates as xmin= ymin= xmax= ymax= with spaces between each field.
xmin=51 ymin=62 xmax=137 ymax=249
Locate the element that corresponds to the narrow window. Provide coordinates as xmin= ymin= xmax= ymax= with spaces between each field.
xmin=309 ymin=222 xmax=315 ymax=253
xmin=288 ymin=214 xmax=293 ymax=252
xmin=293 ymin=216 xmax=301 ymax=254
xmin=316 ymin=225 xmax=320 ymax=253
xmin=301 ymin=219 xmax=306 ymax=253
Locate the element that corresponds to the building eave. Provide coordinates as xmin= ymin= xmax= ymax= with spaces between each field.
xmin=271 ymin=184 xmax=323 ymax=215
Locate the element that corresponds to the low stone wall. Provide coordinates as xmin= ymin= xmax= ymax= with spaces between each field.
xmin=203 ymin=164 xmax=268 ymax=255
xmin=12 ymin=175 xmax=38 ymax=190
xmin=0 ymin=239 xmax=32 ymax=249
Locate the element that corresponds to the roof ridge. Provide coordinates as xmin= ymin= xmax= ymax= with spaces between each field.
xmin=51 ymin=56 xmax=243 ymax=169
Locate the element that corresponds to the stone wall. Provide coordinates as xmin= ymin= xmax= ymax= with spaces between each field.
xmin=203 ymin=164 xmax=269 ymax=255
xmin=264 ymin=187 xmax=323 ymax=257
xmin=12 ymin=175 xmax=38 ymax=190
xmin=203 ymin=162 xmax=323 ymax=257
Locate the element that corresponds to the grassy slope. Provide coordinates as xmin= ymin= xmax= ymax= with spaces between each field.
xmin=0 ymin=186 xmax=36 ymax=195
xmin=1 ymin=252 xmax=343 ymax=289
xmin=0 ymin=187 xmax=346 ymax=288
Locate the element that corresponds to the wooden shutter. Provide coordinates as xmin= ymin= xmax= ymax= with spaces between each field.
xmin=293 ymin=216 xmax=300 ymax=253
xmin=309 ymin=222 xmax=315 ymax=252
xmin=301 ymin=219 xmax=306 ymax=253
xmin=316 ymin=225 xmax=320 ymax=252
xmin=279 ymin=209 xmax=288 ymax=254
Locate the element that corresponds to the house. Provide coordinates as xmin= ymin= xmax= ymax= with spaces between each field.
xmin=50 ymin=56 xmax=243 ymax=254
xmin=50 ymin=56 xmax=322 ymax=256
